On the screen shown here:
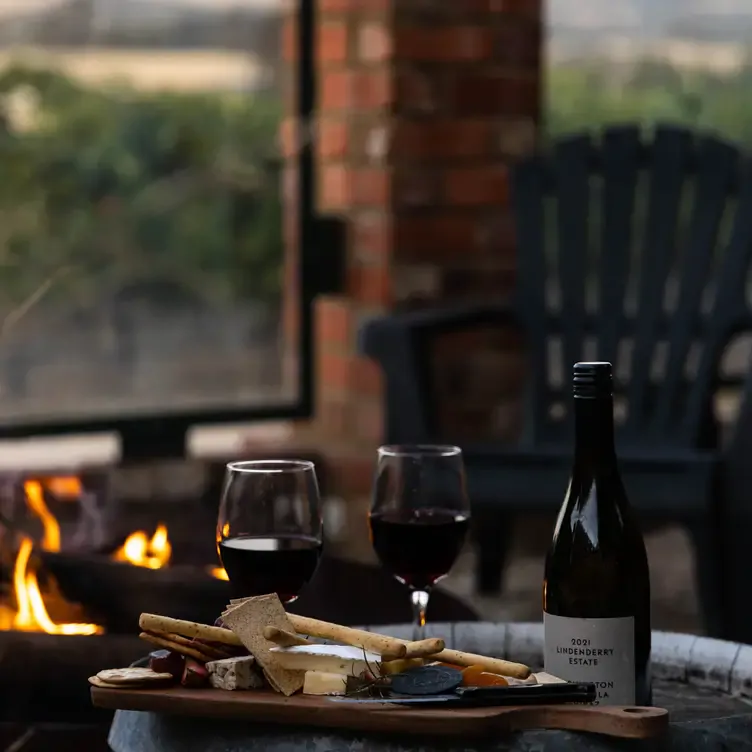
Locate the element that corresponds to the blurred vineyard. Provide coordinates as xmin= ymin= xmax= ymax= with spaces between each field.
xmin=547 ymin=55 xmax=752 ymax=143
xmin=0 ymin=63 xmax=283 ymax=317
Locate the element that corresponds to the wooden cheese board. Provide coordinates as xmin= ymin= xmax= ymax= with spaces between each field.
xmin=91 ymin=685 xmax=669 ymax=739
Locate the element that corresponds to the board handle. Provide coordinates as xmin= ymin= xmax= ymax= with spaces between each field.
xmin=506 ymin=705 xmax=669 ymax=739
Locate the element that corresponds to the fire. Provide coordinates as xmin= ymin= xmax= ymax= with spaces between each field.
xmin=0 ymin=478 xmax=175 ymax=634
xmin=210 ymin=522 xmax=230 ymax=580
xmin=43 ymin=476 xmax=82 ymax=499
xmin=113 ymin=524 xmax=172 ymax=569
xmin=0 ymin=480 xmax=103 ymax=634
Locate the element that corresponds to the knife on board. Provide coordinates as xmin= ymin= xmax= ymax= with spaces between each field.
xmin=328 ymin=682 xmax=597 ymax=708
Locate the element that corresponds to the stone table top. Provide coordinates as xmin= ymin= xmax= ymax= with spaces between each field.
xmin=108 ymin=622 xmax=752 ymax=752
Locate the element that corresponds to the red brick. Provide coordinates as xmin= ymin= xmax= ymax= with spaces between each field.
xmin=282 ymin=16 xmax=297 ymax=62
xmin=449 ymin=72 xmax=539 ymax=116
xmin=351 ymin=167 xmax=391 ymax=206
xmin=395 ymin=67 xmax=446 ymax=114
xmin=358 ymin=23 xmax=393 ymax=62
xmin=495 ymin=19 xmax=541 ymax=67
xmin=320 ymin=352 xmax=352 ymax=392
xmin=319 ymin=0 xmax=351 ymax=12
xmin=328 ymin=454 xmax=377 ymax=496
xmin=348 ymin=261 xmax=392 ymax=305
xmin=391 ymin=119 xmax=493 ymax=160
xmin=317 ymin=398 xmax=352 ymax=436
xmin=318 ymin=119 xmax=349 ymax=159
xmin=279 ymin=118 xmax=296 ymax=158
xmin=318 ymin=21 xmax=349 ymax=63
xmin=352 ymin=399 xmax=385 ymax=442
xmin=320 ymin=71 xmax=352 ymax=110
xmin=395 ymin=26 xmax=493 ymax=62
xmin=393 ymin=169 xmax=441 ymax=208
xmin=351 ymin=213 xmax=393 ymax=260
xmin=352 ymin=69 xmax=393 ymax=109
xmin=443 ymin=166 xmax=510 ymax=206
xmin=442 ymin=265 xmax=516 ymax=298
xmin=319 ymin=164 xmax=350 ymax=210
xmin=317 ymin=298 xmax=353 ymax=350
xmin=493 ymin=0 xmax=541 ymax=17
xmin=395 ymin=215 xmax=482 ymax=260
xmin=350 ymin=358 xmax=384 ymax=397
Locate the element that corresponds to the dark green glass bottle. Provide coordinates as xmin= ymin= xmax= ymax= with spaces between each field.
xmin=543 ymin=362 xmax=652 ymax=706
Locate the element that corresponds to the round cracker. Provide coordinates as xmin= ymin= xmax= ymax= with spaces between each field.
xmin=97 ymin=667 xmax=173 ymax=685
xmin=89 ymin=676 xmax=133 ymax=689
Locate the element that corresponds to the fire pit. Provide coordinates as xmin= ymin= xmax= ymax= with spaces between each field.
xmin=0 ymin=473 xmax=231 ymax=728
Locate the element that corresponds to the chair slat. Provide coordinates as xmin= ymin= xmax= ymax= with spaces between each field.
xmin=552 ymin=135 xmax=592 ymax=381
xmin=625 ymin=126 xmax=694 ymax=434
xmin=512 ymin=156 xmax=551 ymax=444
xmin=652 ymin=136 xmax=738 ymax=436
xmin=597 ymin=126 xmax=642 ymax=364
xmin=683 ymin=159 xmax=752 ymax=439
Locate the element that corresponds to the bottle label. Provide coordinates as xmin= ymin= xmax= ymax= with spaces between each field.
xmin=543 ymin=611 xmax=635 ymax=706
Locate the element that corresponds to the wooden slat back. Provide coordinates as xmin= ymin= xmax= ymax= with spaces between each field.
xmin=511 ymin=124 xmax=752 ymax=448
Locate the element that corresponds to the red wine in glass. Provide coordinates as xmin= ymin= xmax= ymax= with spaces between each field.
xmin=219 ymin=534 xmax=323 ymax=604
xmin=370 ymin=445 xmax=470 ymax=639
xmin=369 ymin=508 xmax=469 ymax=591
xmin=216 ymin=459 xmax=323 ymax=605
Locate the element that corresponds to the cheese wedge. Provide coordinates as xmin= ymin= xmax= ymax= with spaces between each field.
xmin=302 ymin=670 xmax=348 ymax=695
xmin=269 ymin=644 xmax=381 ymax=676
xmin=206 ymin=656 xmax=264 ymax=691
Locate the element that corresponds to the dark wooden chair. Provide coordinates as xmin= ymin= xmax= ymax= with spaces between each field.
xmin=359 ymin=124 xmax=752 ymax=642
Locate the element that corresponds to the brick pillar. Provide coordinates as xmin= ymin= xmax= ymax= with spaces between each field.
xmin=279 ymin=0 xmax=542 ymax=550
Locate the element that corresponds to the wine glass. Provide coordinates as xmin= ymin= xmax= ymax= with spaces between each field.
xmin=368 ymin=445 xmax=470 ymax=641
xmin=216 ymin=460 xmax=323 ymax=604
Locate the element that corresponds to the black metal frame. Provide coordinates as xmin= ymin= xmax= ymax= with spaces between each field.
xmin=0 ymin=0 xmax=326 ymax=460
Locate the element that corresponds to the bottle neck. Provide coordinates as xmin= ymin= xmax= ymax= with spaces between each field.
xmin=573 ymin=395 xmax=617 ymax=469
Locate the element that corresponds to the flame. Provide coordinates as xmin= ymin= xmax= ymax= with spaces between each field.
xmin=44 ymin=476 xmax=83 ymax=499
xmin=113 ymin=524 xmax=172 ymax=569
xmin=209 ymin=566 xmax=229 ymax=580
xmin=0 ymin=478 xmax=176 ymax=634
xmin=25 ymin=480 xmax=60 ymax=552
xmin=0 ymin=480 xmax=103 ymax=634
xmin=210 ymin=522 xmax=231 ymax=579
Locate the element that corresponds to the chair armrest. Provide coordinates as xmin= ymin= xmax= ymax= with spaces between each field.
xmin=357 ymin=303 xmax=519 ymax=443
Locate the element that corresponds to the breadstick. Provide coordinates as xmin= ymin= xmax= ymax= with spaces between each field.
xmin=152 ymin=631 xmax=231 ymax=660
xmin=263 ymin=626 xmax=310 ymax=647
xmin=287 ymin=615 xmax=406 ymax=660
xmin=403 ymin=638 xmax=445 ymax=659
xmin=424 ymin=647 xmax=530 ymax=679
xmin=139 ymin=613 xmax=243 ymax=646
xmin=139 ymin=632 xmax=214 ymax=663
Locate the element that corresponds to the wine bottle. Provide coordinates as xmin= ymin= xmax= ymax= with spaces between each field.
xmin=543 ymin=362 xmax=652 ymax=706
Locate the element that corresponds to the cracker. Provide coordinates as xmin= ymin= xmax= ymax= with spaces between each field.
xmin=220 ymin=594 xmax=304 ymax=696
xmin=89 ymin=675 xmax=162 ymax=690
xmin=96 ymin=668 xmax=174 ymax=686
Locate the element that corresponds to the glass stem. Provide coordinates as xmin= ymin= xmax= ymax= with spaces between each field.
xmin=411 ymin=589 xmax=430 ymax=642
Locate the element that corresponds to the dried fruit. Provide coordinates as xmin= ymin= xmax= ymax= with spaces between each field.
xmin=149 ymin=649 xmax=184 ymax=679
xmin=461 ymin=665 xmax=509 ymax=687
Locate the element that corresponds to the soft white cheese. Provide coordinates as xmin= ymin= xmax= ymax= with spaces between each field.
xmin=206 ymin=655 xmax=264 ymax=690
xmin=302 ymin=670 xmax=348 ymax=695
xmin=269 ymin=644 xmax=381 ymax=676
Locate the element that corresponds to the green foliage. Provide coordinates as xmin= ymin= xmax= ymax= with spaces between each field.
xmin=547 ymin=55 xmax=752 ymax=145
xmin=0 ymin=64 xmax=283 ymax=314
